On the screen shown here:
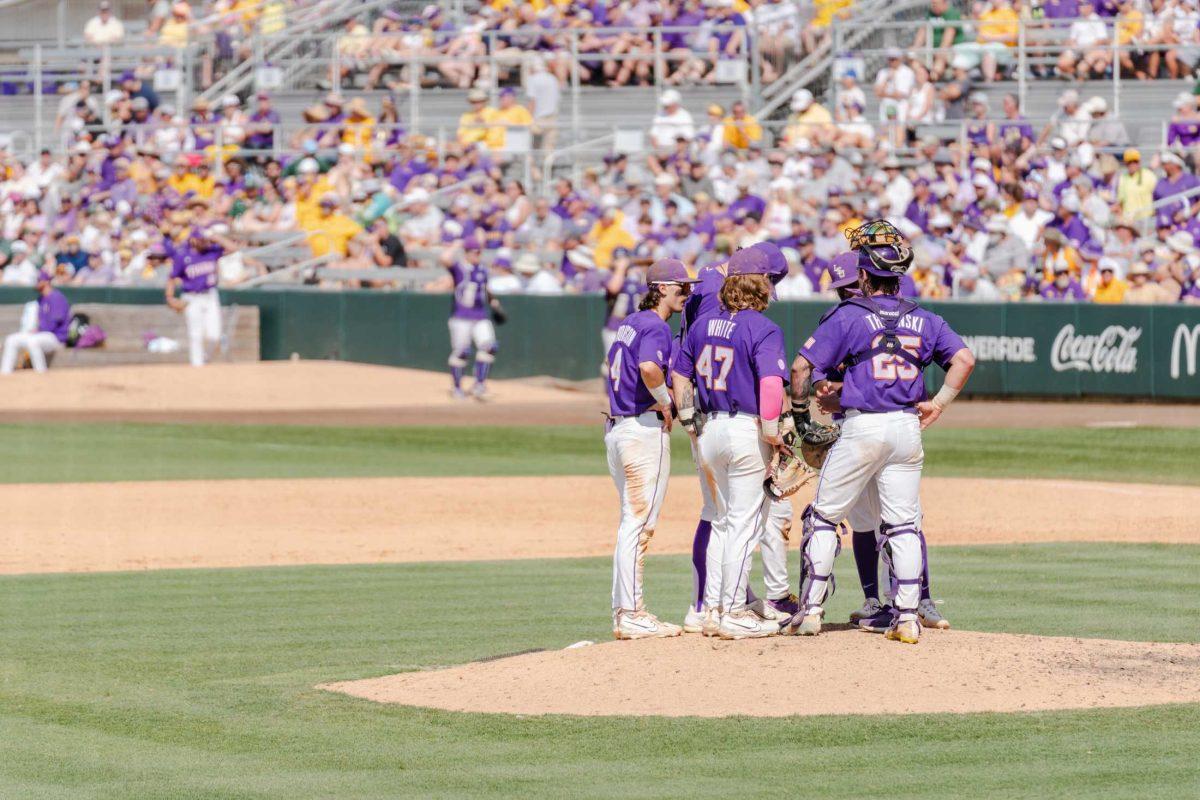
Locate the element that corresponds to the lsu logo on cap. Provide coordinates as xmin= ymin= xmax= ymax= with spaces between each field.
xmin=832 ymin=264 xmax=845 ymax=279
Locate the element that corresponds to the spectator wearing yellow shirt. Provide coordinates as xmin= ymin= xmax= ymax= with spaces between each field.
xmin=721 ymin=101 xmax=762 ymax=150
xmin=955 ymin=0 xmax=1018 ymax=82
xmin=1116 ymin=148 xmax=1157 ymax=220
xmin=1040 ymin=229 xmax=1081 ymax=281
xmin=457 ymin=88 xmax=496 ymax=148
xmin=159 ymin=2 xmax=191 ymax=48
xmin=804 ymin=0 xmax=852 ymax=54
xmin=293 ymin=159 xmax=334 ymax=230
xmin=305 ymin=193 xmax=365 ymax=260
xmin=586 ymin=196 xmax=636 ymax=270
xmin=1115 ymin=0 xmax=1146 ymax=78
xmin=782 ymin=89 xmax=834 ymax=148
xmin=1091 ymin=259 xmax=1129 ymax=303
xmin=485 ymin=88 xmax=533 ymax=152
xmin=340 ymin=98 xmax=376 ymax=159
xmin=167 ymin=154 xmax=216 ymax=199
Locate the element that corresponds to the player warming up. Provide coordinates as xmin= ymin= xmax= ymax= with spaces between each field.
xmin=605 ymin=258 xmax=697 ymax=640
xmin=444 ymin=237 xmax=503 ymax=400
xmin=165 ymin=224 xmax=238 ymax=367
xmin=785 ymin=221 xmax=974 ymax=644
xmin=673 ymin=247 xmax=789 ymax=640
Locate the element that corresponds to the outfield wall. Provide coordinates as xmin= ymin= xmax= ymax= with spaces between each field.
xmin=3 ymin=287 xmax=1197 ymax=400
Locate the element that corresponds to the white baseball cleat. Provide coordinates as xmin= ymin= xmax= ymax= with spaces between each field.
xmin=450 ymin=388 xmax=468 ymax=400
xmin=750 ymin=596 xmax=796 ymax=623
xmin=784 ymin=612 xmax=823 ymax=636
xmin=885 ymin=619 xmax=922 ymax=644
xmin=849 ymin=597 xmax=884 ymax=623
xmin=683 ymin=605 xmax=715 ymax=634
xmin=701 ymin=607 xmax=721 ymax=637
xmin=613 ymin=610 xmax=682 ymax=640
xmin=717 ymin=609 xmax=780 ymax=640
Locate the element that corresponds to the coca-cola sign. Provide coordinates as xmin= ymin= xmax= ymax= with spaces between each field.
xmin=1050 ymin=324 xmax=1141 ymax=374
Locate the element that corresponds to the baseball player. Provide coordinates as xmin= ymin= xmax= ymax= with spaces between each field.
xmin=814 ymin=253 xmax=950 ymax=632
xmin=445 ymin=237 xmax=499 ymax=400
xmin=673 ymin=246 xmax=789 ymax=640
xmin=602 ymin=249 xmax=645 ymax=367
xmin=605 ymin=258 xmax=697 ymax=640
xmin=786 ymin=220 xmax=974 ymax=644
xmin=0 ymin=271 xmax=70 ymax=374
xmin=165 ymin=224 xmax=238 ymax=367
xmin=678 ymin=242 xmax=796 ymax=637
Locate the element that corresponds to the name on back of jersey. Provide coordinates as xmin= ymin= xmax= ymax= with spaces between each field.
xmin=864 ymin=312 xmax=925 ymax=334
xmin=616 ymin=324 xmax=637 ymax=347
xmin=707 ymin=318 xmax=737 ymax=339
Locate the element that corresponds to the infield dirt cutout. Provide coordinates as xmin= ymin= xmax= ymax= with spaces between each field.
xmin=322 ymin=631 xmax=1200 ymax=717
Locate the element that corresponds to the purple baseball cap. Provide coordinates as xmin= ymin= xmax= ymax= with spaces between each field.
xmin=36 ymin=270 xmax=52 ymax=284
xmin=726 ymin=246 xmax=772 ymax=276
xmin=749 ymin=241 xmax=788 ymax=279
xmin=826 ymin=251 xmax=859 ymax=290
xmin=462 ymin=236 xmax=482 ymax=252
xmin=1156 ymin=213 xmax=1174 ymax=229
xmin=647 ymin=258 xmax=698 ymax=284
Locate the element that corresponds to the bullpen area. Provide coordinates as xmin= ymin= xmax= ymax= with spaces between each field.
xmin=1 ymin=362 xmax=1198 ymax=797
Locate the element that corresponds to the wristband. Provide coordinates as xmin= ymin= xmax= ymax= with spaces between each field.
xmin=649 ymin=383 xmax=671 ymax=407
xmin=931 ymin=384 xmax=960 ymax=411
xmin=761 ymin=417 xmax=779 ymax=438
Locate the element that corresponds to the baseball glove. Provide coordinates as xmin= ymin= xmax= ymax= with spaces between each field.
xmin=489 ymin=299 xmax=508 ymax=325
xmin=799 ymin=422 xmax=840 ymax=470
xmin=763 ymin=434 xmax=816 ymax=500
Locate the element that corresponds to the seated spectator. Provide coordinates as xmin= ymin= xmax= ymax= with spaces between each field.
xmin=0 ymin=272 xmax=69 ymax=374
xmin=1058 ymin=0 xmax=1111 ymax=79
xmin=970 ymin=0 xmax=1019 ymax=81
xmin=649 ymin=90 xmax=695 ymax=150
xmin=84 ymin=1 xmax=125 ymax=45
xmin=1123 ymin=260 xmax=1168 ymax=303
xmin=1152 ymin=151 xmax=1200 ymax=221
xmin=1114 ymin=0 xmax=1148 ymax=78
xmin=953 ymin=264 xmax=1002 ymax=300
xmin=457 ymin=89 xmax=495 ymax=149
xmin=912 ymin=0 xmax=964 ymax=81
xmin=1091 ymin=257 xmax=1129 ymax=302
xmin=1041 ymin=263 xmax=1088 ymax=300
xmin=721 ymin=101 xmax=762 ymax=150
xmin=782 ymin=89 xmax=834 ymax=149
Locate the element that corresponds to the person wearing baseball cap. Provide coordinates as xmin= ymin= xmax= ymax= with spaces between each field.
xmin=0 ymin=271 xmax=71 ymax=374
xmin=603 ymin=256 xmax=695 ymax=641
xmin=457 ymin=88 xmax=495 ymax=148
xmin=1091 ymin=257 xmax=1128 ymax=304
xmin=1117 ymin=147 xmax=1157 ymax=220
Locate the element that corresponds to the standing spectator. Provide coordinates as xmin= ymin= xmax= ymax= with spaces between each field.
xmin=649 ymin=90 xmax=695 ymax=150
xmin=1116 ymin=148 xmax=1158 ymax=219
xmin=524 ymin=56 xmax=561 ymax=153
xmin=84 ymin=1 xmax=125 ymax=45
xmin=0 ymin=272 xmax=70 ymax=374
xmin=874 ymin=48 xmax=914 ymax=125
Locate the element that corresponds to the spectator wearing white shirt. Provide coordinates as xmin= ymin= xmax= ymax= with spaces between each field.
xmin=648 ymin=90 xmax=695 ymax=149
xmin=524 ymin=56 xmax=561 ymax=153
xmin=398 ymin=188 xmax=445 ymax=248
xmin=488 ymin=252 xmax=524 ymax=295
xmin=84 ymin=1 xmax=125 ymax=45
xmin=873 ymin=48 xmax=915 ymax=124
xmin=952 ymin=264 xmax=1001 ymax=301
xmin=1008 ymin=187 xmax=1054 ymax=251
xmin=515 ymin=252 xmax=564 ymax=295
xmin=773 ymin=248 xmax=814 ymax=299
xmin=1058 ymin=0 xmax=1111 ymax=79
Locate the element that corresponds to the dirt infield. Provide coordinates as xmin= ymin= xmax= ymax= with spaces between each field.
xmin=322 ymin=631 xmax=1200 ymax=717
xmin=0 ymin=361 xmax=1196 ymax=427
xmin=2 ymin=475 xmax=1195 ymax=575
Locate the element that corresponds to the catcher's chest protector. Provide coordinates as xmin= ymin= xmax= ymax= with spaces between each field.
xmin=841 ymin=296 xmax=927 ymax=370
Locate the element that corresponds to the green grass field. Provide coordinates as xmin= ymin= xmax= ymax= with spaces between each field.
xmin=0 ymin=423 xmax=1195 ymax=485
xmin=0 ymin=424 xmax=1196 ymax=798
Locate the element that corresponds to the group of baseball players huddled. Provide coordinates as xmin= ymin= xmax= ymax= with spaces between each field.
xmin=596 ymin=221 xmax=976 ymax=645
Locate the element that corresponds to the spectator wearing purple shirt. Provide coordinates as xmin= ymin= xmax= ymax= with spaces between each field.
xmin=1041 ymin=265 xmax=1088 ymax=300
xmin=1152 ymin=152 xmax=1200 ymax=220
xmin=245 ymin=92 xmax=280 ymax=152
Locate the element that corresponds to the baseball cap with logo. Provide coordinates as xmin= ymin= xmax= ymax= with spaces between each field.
xmin=748 ymin=241 xmax=788 ymax=281
xmin=726 ymin=246 xmax=773 ymax=276
xmin=826 ymin=251 xmax=860 ymax=290
xmin=647 ymin=258 xmax=698 ymax=284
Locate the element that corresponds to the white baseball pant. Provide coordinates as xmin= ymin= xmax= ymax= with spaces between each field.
xmin=689 ymin=436 xmax=720 ymax=611
xmin=803 ymin=410 xmax=924 ymax=623
xmin=0 ymin=331 xmax=62 ymax=373
xmin=759 ymin=498 xmax=793 ymax=600
xmin=606 ymin=412 xmax=671 ymax=613
xmin=183 ymin=289 xmax=222 ymax=367
xmin=697 ymin=413 xmax=772 ymax=613
xmin=448 ymin=317 xmax=497 ymax=366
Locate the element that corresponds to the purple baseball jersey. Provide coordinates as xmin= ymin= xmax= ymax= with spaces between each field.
xmin=450 ymin=262 xmax=490 ymax=321
xmin=681 ymin=263 xmax=726 ymax=336
xmin=799 ymin=295 xmax=966 ymax=414
xmin=166 ymin=240 xmax=221 ymax=293
xmin=606 ymin=309 xmax=672 ymax=417
xmin=604 ymin=276 xmax=645 ymax=331
xmin=676 ymin=309 xmax=788 ymax=416
xmin=38 ymin=289 xmax=72 ymax=343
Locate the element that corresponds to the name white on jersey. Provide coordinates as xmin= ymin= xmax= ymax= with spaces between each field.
xmin=707 ymin=318 xmax=738 ymax=339
xmin=864 ymin=313 xmax=925 ymax=334
xmin=615 ymin=324 xmax=638 ymax=347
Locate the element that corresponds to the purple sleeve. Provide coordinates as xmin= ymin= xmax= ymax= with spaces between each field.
xmin=798 ymin=313 xmax=846 ymax=373
xmin=674 ymin=328 xmax=696 ymax=380
xmin=169 ymin=252 xmax=185 ymax=280
xmin=636 ymin=323 xmax=671 ymax=366
xmin=753 ymin=325 xmax=788 ymax=381
xmin=930 ymin=317 xmax=968 ymax=369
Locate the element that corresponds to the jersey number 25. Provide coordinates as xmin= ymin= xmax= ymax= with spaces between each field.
xmin=870 ymin=335 xmax=922 ymax=380
xmin=696 ymin=344 xmax=734 ymax=391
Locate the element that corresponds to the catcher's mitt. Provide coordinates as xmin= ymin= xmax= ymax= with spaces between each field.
xmin=489 ymin=299 xmax=508 ymax=325
xmin=763 ymin=434 xmax=816 ymax=500
xmin=800 ymin=422 xmax=840 ymax=470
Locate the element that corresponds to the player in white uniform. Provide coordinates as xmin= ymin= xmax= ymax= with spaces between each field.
xmin=605 ymin=258 xmax=697 ymax=640
xmin=785 ymin=221 xmax=974 ymax=644
xmin=673 ymin=247 xmax=790 ymax=639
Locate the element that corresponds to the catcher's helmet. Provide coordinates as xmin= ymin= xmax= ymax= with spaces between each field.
xmin=845 ymin=219 xmax=914 ymax=278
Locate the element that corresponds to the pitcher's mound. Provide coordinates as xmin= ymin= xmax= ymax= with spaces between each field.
xmin=322 ymin=630 xmax=1200 ymax=717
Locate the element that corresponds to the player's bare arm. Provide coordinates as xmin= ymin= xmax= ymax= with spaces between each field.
xmin=672 ymin=371 xmax=700 ymax=438
xmin=789 ymin=353 xmax=814 ymax=431
xmin=164 ymin=277 xmax=185 ymax=313
xmin=640 ymin=361 xmax=672 ymax=432
xmin=916 ymin=347 xmax=976 ymax=430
